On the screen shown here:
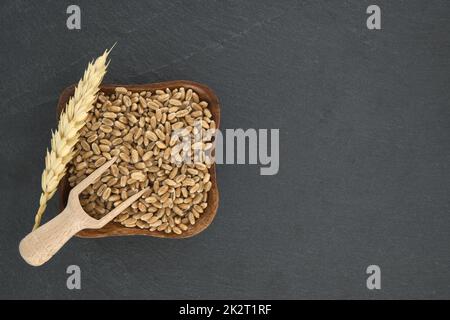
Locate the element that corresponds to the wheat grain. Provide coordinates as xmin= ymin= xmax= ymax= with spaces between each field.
xmin=68 ymin=86 xmax=215 ymax=234
xmin=32 ymin=48 xmax=111 ymax=230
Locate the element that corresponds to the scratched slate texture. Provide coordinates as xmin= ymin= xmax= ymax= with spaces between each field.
xmin=0 ymin=0 xmax=449 ymax=299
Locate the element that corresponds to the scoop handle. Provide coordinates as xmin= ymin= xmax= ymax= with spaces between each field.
xmin=19 ymin=207 xmax=85 ymax=266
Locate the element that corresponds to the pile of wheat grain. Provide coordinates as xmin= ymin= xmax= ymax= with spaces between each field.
xmin=67 ymin=86 xmax=215 ymax=235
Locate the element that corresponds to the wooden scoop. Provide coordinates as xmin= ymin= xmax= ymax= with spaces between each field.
xmin=19 ymin=156 xmax=149 ymax=266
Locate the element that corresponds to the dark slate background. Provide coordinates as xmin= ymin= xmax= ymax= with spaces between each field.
xmin=1 ymin=0 xmax=449 ymax=299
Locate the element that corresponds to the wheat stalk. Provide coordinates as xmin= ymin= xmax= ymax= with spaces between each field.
xmin=32 ymin=49 xmax=111 ymax=230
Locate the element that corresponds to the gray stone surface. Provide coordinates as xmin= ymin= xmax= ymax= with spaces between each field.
xmin=0 ymin=0 xmax=449 ymax=299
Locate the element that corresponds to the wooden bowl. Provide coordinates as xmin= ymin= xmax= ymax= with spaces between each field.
xmin=57 ymin=80 xmax=220 ymax=239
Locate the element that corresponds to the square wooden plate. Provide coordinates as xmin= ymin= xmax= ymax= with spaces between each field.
xmin=57 ymin=80 xmax=220 ymax=238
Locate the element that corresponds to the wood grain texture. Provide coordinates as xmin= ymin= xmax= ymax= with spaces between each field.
xmin=57 ymin=80 xmax=221 ymax=239
xmin=19 ymin=205 xmax=88 ymax=266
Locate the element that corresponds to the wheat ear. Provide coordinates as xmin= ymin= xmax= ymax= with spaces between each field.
xmin=32 ymin=49 xmax=111 ymax=230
